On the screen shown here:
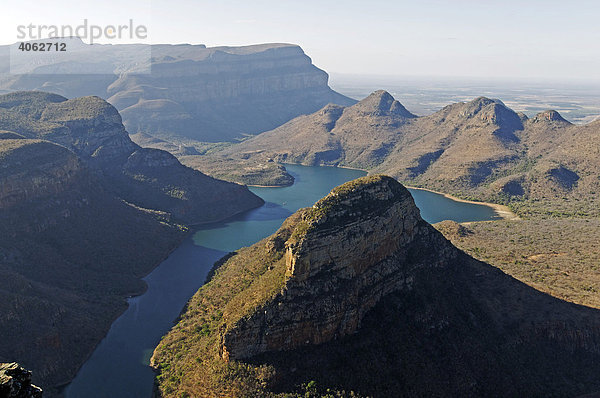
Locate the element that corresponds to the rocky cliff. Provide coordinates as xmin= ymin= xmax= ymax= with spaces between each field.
xmin=221 ymin=176 xmax=440 ymax=360
xmin=0 ymin=363 xmax=43 ymax=398
xmin=152 ymin=176 xmax=600 ymax=397
xmin=0 ymin=41 xmax=355 ymax=142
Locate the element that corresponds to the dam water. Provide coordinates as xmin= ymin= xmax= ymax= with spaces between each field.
xmin=65 ymin=164 xmax=500 ymax=398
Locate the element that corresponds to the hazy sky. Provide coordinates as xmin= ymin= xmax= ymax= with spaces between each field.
xmin=2 ymin=0 xmax=599 ymax=80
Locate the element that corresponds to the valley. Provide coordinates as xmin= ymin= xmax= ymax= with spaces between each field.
xmin=152 ymin=175 xmax=600 ymax=397
xmin=182 ymin=90 xmax=600 ymax=220
xmin=0 ymin=33 xmax=598 ymax=398
xmin=0 ymin=91 xmax=263 ymax=395
xmin=65 ymin=164 xmax=507 ymax=397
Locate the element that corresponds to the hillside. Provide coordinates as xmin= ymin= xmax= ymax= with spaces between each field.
xmin=0 ymin=91 xmax=264 ymax=224
xmin=0 ymin=92 xmax=264 ymax=394
xmin=0 ymin=137 xmax=187 ymax=392
xmin=152 ymin=176 xmax=600 ymax=397
xmin=0 ymin=40 xmax=355 ymax=142
xmin=190 ymin=91 xmax=600 ymax=217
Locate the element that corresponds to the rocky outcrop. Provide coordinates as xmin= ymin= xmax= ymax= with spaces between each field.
xmin=0 ymin=363 xmax=42 ymax=398
xmin=153 ymin=176 xmax=600 ymax=397
xmin=531 ymin=110 xmax=571 ymax=124
xmin=221 ymin=176 xmax=448 ymax=360
xmin=0 ymin=42 xmax=355 ymax=142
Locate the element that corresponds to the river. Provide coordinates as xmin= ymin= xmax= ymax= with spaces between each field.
xmin=65 ymin=164 xmax=501 ymax=397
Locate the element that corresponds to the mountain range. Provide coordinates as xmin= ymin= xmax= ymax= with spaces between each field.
xmin=189 ymin=90 xmax=600 ymax=217
xmin=2 ymin=39 xmax=599 ymax=397
xmin=0 ymin=40 xmax=354 ymax=143
xmin=0 ymin=91 xmax=263 ymax=393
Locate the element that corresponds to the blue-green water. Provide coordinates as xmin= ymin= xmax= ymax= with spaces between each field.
xmin=409 ymin=187 xmax=501 ymax=224
xmin=65 ymin=164 xmax=500 ymax=398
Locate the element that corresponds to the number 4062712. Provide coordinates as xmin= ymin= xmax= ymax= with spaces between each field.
xmin=18 ymin=42 xmax=67 ymax=52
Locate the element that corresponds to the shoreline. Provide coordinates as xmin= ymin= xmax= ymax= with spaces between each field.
xmin=247 ymin=183 xmax=292 ymax=188
xmin=62 ymin=200 xmax=264 ymax=395
xmin=278 ymin=162 xmax=520 ymax=221
xmin=404 ymin=185 xmax=520 ymax=221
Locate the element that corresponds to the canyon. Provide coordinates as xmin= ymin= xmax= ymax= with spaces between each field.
xmin=0 ymin=40 xmax=354 ymax=143
xmin=0 ymin=91 xmax=263 ymax=394
xmin=152 ymin=176 xmax=600 ymax=397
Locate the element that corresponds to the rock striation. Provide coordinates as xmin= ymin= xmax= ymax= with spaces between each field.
xmin=221 ymin=176 xmax=444 ymax=360
xmin=153 ymin=176 xmax=600 ymax=397
xmin=0 ymin=42 xmax=355 ymax=142
xmin=0 ymin=363 xmax=42 ymax=398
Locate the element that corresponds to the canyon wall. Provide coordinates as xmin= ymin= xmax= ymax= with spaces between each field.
xmin=153 ymin=175 xmax=600 ymax=397
xmin=0 ymin=42 xmax=355 ymax=142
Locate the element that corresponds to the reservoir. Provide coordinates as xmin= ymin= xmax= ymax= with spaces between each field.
xmin=65 ymin=164 xmax=502 ymax=397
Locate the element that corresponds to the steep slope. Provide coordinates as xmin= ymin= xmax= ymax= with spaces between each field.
xmin=152 ymin=176 xmax=600 ymax=397
xmin=0 ymin=91 xmax=263 ymax=224
xmin=0 ymin=137 xmax=186 ymax=392
xmin=193 ymin=91 xmax=600 ymax=216
xmin=0 ymin=41 xmax=355 ymax=142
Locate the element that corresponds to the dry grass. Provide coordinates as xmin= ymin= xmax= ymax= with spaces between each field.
xmin=435 ymin=219 xmax=600 ymax=309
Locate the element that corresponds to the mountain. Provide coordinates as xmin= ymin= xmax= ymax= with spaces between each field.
xmin=0 ymin=136 xmax=187 ymax=392
xmin=152 ymin=176 xmax=600 ymax=397
xmin=0 ymin=91 xmax=263 ymax=224
xmin=0 ymin=40 xmax=355 ymax=142
xmin=0 ymin=92 xmax=263 ymax=393
xmin=192 ymin=91 xmax=600 ymax=216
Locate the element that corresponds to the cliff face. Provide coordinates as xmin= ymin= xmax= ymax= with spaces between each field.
xmin=152 ymin=176 xmax=600 ymax=397
xmin=0 ymin=42 xmax=355 ymax=142
xmin=112 ymin=44 xmax=355 ymax=142
xmin=0 ymin=91 xmax=264 ymax=224
xmin=222 ymin=176 xmax=450 ymax=360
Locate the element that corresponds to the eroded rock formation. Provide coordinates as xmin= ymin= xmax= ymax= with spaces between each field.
xmin=0 ymin=363 xmax=42 ymax=398
xmin=153 ymin=175 xmax=600 ymax=397
xmin=0 ymin=42 xmax=355 ymax=142
xmin=221 ymin=176 xmax=448 ymax=360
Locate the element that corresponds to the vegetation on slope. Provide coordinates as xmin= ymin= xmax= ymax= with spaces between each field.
xmin=153 ymin=177 xmax=600 ymax=398
xmin=0 ymin=91 xmax=264 ymax=224
xmin=0 ymin=138 xmax=187 ymax=392
xmin=436 ymin=219 xmax=600 ymax=309
xmin=180 ymin=92 xmax=600 ymax=219
xmin=152 ymin=214 xmax=303 ymax=397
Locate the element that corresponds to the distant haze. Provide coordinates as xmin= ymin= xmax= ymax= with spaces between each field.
xmin=1 ymin=0 xmax=599 ymax=81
